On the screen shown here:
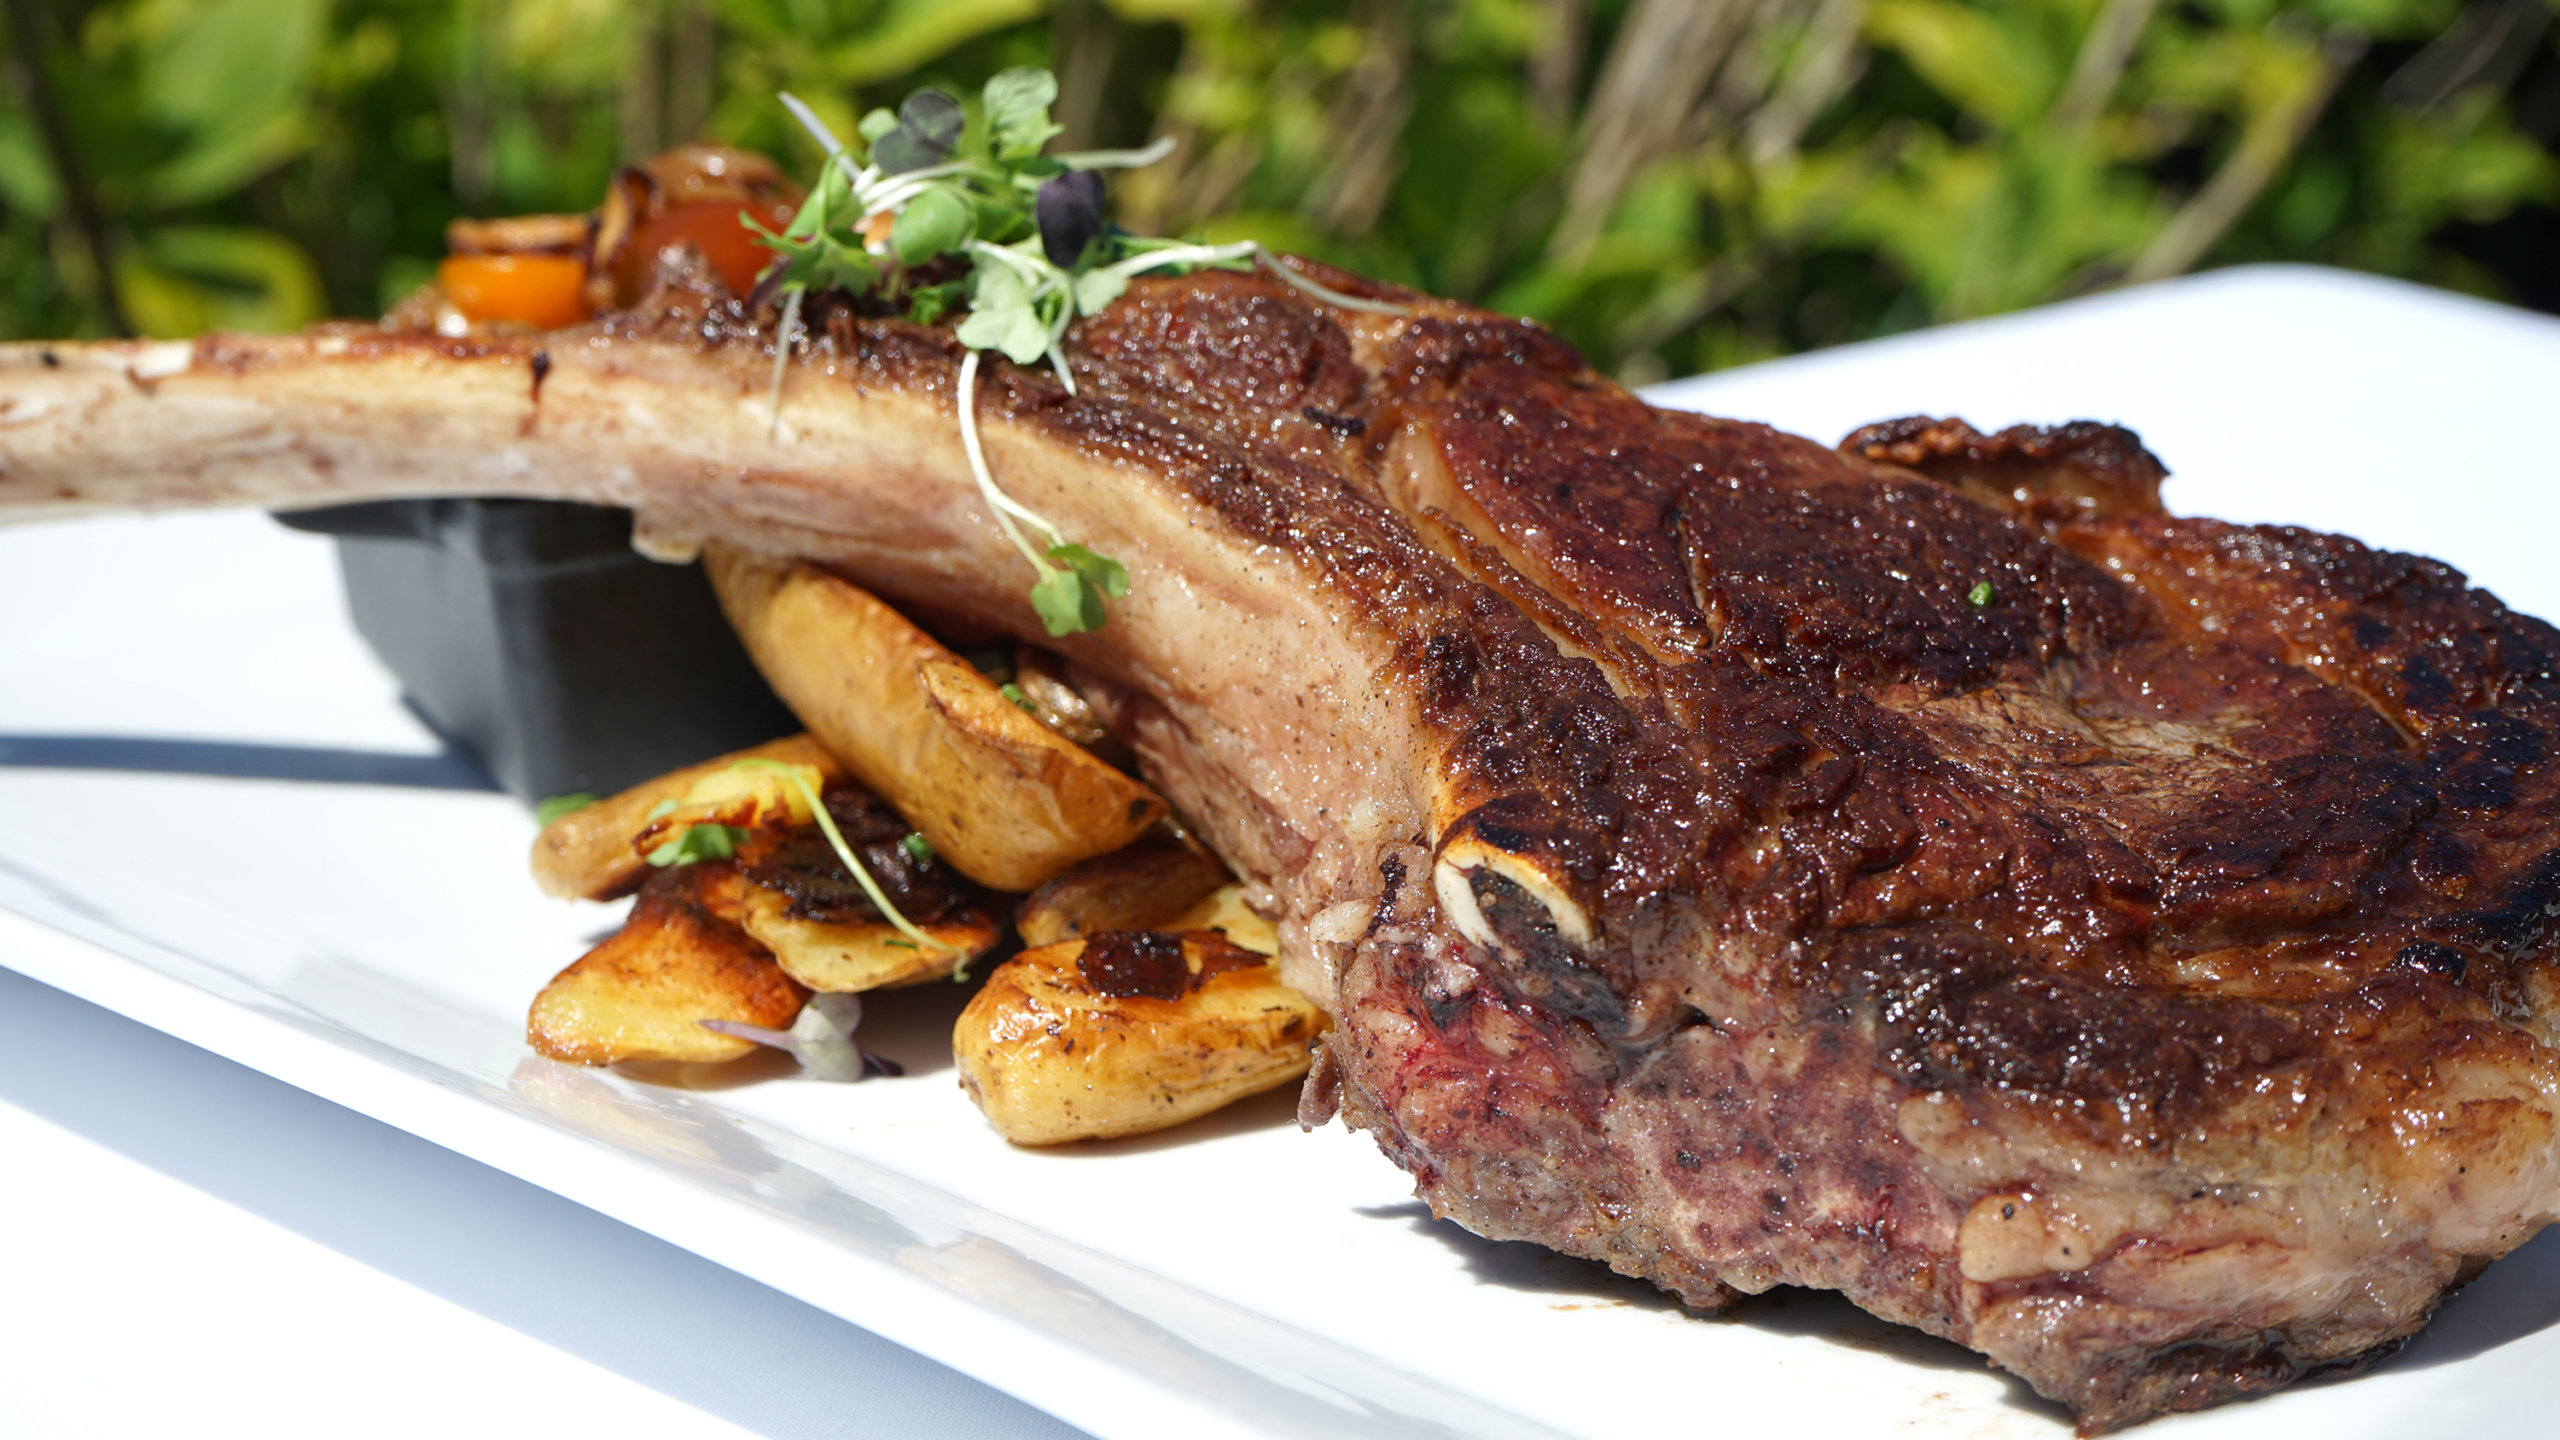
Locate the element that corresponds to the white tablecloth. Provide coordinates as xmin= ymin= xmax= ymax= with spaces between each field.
xmin=0 ymin=964 xmax=1091 ymax=1439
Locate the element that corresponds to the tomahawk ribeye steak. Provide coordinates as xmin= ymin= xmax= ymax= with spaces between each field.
xmin=4 ymin=262 xmax=2556 ymax=1431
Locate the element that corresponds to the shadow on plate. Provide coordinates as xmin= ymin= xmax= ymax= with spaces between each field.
xmin=1056 ymin=1083 xmax=1308 ymax=1157
xmin=2385 ymin=1224 xmax=2560 ymax=1370
xmin=0 ymin=732 xmax=496 ymax=790
xmin=1356 ymin=1199 xmax=2069 ymax=1421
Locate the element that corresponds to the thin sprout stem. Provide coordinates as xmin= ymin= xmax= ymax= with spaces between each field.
xmin=697 ymin=1018 xmax=796 ymax=1047
xmin=1094 ymin=241 xmax=1409 ymax=316
xmin=965 ymin=238 xmax=1049 ymax=285
xmin=1251 ymin=247 xmax=1412 ymax=315
xmin=956 ymin=349 xmax=1063 ymax=576
xmin=778 ymin=92 xmax=866 ymax=187
xmin=731 ymin=761 xmax=955 ymax=954
xmin=765 ymin=287 xmax=803 ymax=438
xmin=859 ymin=163 xmax=979 ymax=216
xmin=1053 ymin=136 xmax=1180 ymax=170
xmin=1096 ymin=240 xmax=1255 ymax=280
xmin=1045 ymin=304 xmax=1079 ymax=396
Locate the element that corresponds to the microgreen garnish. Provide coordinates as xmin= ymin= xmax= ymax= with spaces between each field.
xmin=998 ymin=681 xmax=1039 ymax=714
xmin=699 ymin=992 xmax=902 ymax=1081
xmin=752 ymin=68 xmax=1405 ymax=636
xmin=901 ymin=831 xmax=935 ymax=865
xmin=1967 ymin=581 xmax=1995 ymax=607
xmin=729 ymin=758 xmax=955 ymax=956
xmin=647 ymin=823 xmax=746 ymax=867
xmin=534 ymin=792 xmax=597 ymax=826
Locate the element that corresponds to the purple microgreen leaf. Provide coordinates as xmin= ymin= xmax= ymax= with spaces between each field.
xmin=1036 ymin=169 xmax=1106 ymax=268
xmin=874 ymin=89 xmax=962 ymax=174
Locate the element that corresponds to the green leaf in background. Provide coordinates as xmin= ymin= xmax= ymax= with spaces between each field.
xmin=137 ymin=0 xmax=330 ymax=206
xmin=2 ymin=0 xmax=2551 ymax=371
xmin=1865 ymin=0 xmax=2060 ymax=130
xmin=116 ymin=226 xmax=326 ymax=338
xmin=822 ymin=0 xmax=1047 ymax=86
xmin=0 ymin=109 xmax=59 ymax=217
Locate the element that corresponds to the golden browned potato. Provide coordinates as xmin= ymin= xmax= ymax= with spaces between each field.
xmin=527 ymin=865 xmax=807 ymax=1065
xmin=1013 ymin=836 xmax=1229 ymax=947
xmin=529 ymin=734 xmax=844 ymax=901
xmin=706 ymin=547 xmax=1165 ymax=890
xmin=737 ymin=882 xmax=1003 ymax=992
xmin=1165 ymin=882 xmax=1278 ymax=956
xmin=954 ymin=931 xmax=1326 ymax=1145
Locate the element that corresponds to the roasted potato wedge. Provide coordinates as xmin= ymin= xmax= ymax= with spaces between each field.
xmin=529 ymin=733 xmax=844 ymax=901
xmin=1016 ymin=836 xmax=1278 ymax=954
xmin=527 ymin=865 xmax=807 ymax=1065
xmin=738 ymin=882 xmax=1002 ymax=992
xmin=1014 ymin=836 xmax=1230 ymax=947
xmin=707 ymin=547 xmax=1166 ymax=890
xmin=1166 ymin=882 xmax=1278 ymax=955
xmin=954 ymin=931 xmax=1326 ymax=1145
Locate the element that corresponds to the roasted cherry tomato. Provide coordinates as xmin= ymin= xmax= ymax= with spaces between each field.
xmin=437 ymin=253 xmax=590 ymax=330
xmin=611 ymin=200 xmax=795 ymax=303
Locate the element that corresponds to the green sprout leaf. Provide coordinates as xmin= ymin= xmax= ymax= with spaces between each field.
xmin=901 ymin=831 xmax=936 ymax=865
xmin=892 ymin=185 xmax=975 ymax=265
xmin=998 ymin=681 xmax=1039 ymax=714
xmin=967 ymin=192 xmax=1033 ymax=244
xmin=955 ymin=262 xmax=1052 ymax=363
xmin=646 ymin=823 xmax=746 ymax=868
xmin=1072 ymin=267 xmax=1129 ymax=317
xmin=1967 ymin=580 xmax=1995 ymax=607
xmin=1030 ymin=564 xmax=1108 ymax=636
xmin=1048 ymin=543 xmax=1129 ymax=600
xmin=983 ymin=67 xmax=1064 ymax=160
xmin=534 ymin=792 xmax=597 ymax=826
xmin=756 ymin=73 xmax=1405 ymax=642
xmin=907 ymin=281 xmax=964 ymax=324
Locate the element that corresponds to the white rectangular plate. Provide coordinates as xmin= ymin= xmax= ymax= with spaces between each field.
xmin=6 ymin=265 xmax=2560 ymax=1439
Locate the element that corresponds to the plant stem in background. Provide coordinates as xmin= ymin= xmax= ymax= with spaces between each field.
xmin=2052 ymin=0 xmax=2162 ymax=136
xmin=2128 ymin=28 xmax=2367 ymax=284
xmin=0 ymin=0 xmax=127 ymax=335
xmin=1550 ymin=0 xmax=1758 ymax=261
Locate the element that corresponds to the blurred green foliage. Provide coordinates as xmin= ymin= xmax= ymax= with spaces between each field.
xmin=3 ymin=0 xmax=2553 ymax=379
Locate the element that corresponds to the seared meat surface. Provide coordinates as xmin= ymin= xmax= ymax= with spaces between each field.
xmin=6 ymin=265 xmax=2558 ymax=1430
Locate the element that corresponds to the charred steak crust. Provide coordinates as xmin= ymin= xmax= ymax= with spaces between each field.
xmin=8 ymin=262 xmax=2557 ymax=1431
xmin=1041 ymin=278 xmax=2560 ymax=1427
